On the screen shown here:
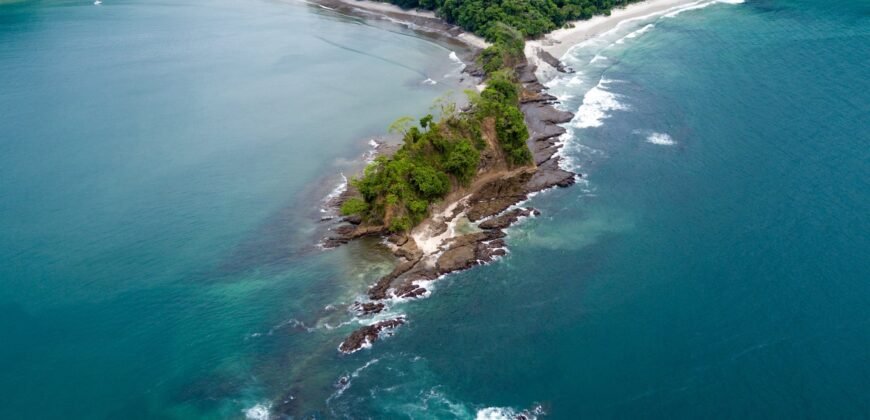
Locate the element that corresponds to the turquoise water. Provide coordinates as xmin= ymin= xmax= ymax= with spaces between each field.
xmin=1 ymin=0 xmax=869 ymax=418
xmin=0 ymin=0 xmax=469 ymax=417
xmin=323 ymin=0 xmax=870 ymax=418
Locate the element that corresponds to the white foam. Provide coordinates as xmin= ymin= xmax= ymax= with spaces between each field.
xmin=422 ymin=78 xmax=437 ymax=85
xmin=330 ymin=357 xmax=381 ymax=398
xmin=566 ymin=75 xmax=584 ymax=87
xmin=322 ymin=319 xmax=356 ymax=330
xmin=616 ymin=23 xmax=655 ymax=44
xmin=476 ymin=407 xmax=535 ymax=420
xmin=411 ymin=198 xmax=466 ymax=255
xmin=590 ymin=54 xmax=608 ymax=63
xmin=448 ymin=51 xmax=462 ymax=64
xmin=323 ymin=173 xmax=348 ymax=203
xmin=244 ymin=403 xmax=271 ymax=420
xmin=646 ymin=132 xmax=677 ymax=146
xmin=663 ymin=0 xmax=744 ymax=18
xmin=573 ymin=78 xmax=628 ymax=129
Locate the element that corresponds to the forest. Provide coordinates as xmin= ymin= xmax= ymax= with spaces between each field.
xmin=340 ymin=26 xmax=530 ymax=232
xmin=382 ymin=0 xmax=641 ymax=38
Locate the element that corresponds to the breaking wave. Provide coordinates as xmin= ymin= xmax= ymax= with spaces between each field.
xmin=573 ymin=78 xmax=628 ymax=129
xmin=476 ymin=404 xmax=545 ymax=420
xmin=243 ymin=403 xmax=271 ymax=420
xmin=616 ymin=23 xmax=655 ymax=44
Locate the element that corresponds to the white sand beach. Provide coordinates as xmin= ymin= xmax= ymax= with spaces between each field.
xmin=528 ymin=0 xmax=701 ymax=59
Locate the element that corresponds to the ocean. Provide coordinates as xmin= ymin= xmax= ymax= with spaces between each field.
xmin=1 ymin=0 xmax=868 ymax=418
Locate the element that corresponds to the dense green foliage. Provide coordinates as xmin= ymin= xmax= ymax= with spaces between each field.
xmin=341 ymin=5 xmax=555 ymax=231
xmin=478 ymin=24 xmax=525 ymax=73
xmin=471 ymin=70 xmax=531 ymax=165
xmin=344 ymin=68 xmax=531 ymax=231
xmin=383 ymin=0 xmax=641 ymax=38
xmin=346 ymin=109 xmax=485 ymax=231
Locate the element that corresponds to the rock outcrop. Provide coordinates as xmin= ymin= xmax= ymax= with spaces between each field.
xmin=338 ymin=317 xmax=406 ymax=354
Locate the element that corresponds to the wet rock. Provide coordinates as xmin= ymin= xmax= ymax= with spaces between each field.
xmin=368 ymin=259 xmax=418 ymax=300
xmin=387 ymin=233 xmax=408 ymax=246
xmin=343 ymin=214 xmax=362 ymax=225
xmin=323 ymin=223 xmax=388 ymax=249
xmin=321 ymin=237 xmax=349 ymax=248
xmin=393 ymin=239 xmax=422 ymax=261
xmin=516 ymin=64 xmax=538 ymax=84
xmin=339 ymin=317 xmax=405 ymax=354
xmin=434 ymin=230 xmax=508 ymax=274
xmin=466 ymin=169 xmax=535 ymax=221
xmin=354 ymin=302 xmax=385 ymax=316
xmin=478 ymin=207 xmax=538 ymax=230
xmin=537 ymin=49 xmax=574 ymax=73
xmin=333 ymin=224 xmax=355 ymax=236
xmin=397 ymin=286 xmax=427 ymax=299
xmin=525 ymin=159 xmax=576 ymax=192
xmin=436 ymin=244 xmax=476 ymax=274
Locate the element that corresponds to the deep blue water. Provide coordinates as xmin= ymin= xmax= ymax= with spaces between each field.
xmin=323 ymin=0 xmax=870 ymax=418
xmin=1 ymin=0 xmax=868 ymax=418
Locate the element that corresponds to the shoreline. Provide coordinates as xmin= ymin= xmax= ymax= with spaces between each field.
xmin=527 ymin=0 xmax=702 ymax=59
xmin=308 ymin=0 xmax=690 ymax=357
xmin=310 ymin=0 xmax=577 ymax=355
xmin=275 ymin=0 xmax=686 ymax=415
xmin=305 ymin=0 xmax=489 ymax=51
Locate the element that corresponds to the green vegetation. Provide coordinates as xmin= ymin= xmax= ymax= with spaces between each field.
xmin=343 ymin=52 xmax=531 ymax=231
xmin=383 ymin=0 xmax=641 ymax=39
xmin=343 ymin=0 xmax=601 ymax=231
xmin=478 ymin=24 xmax=525 ymax=74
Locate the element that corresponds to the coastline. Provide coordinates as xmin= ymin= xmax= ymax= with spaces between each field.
xmin=305 ymin=0 xmax=489 ymax=51
xmin=527 ymin=0 xmax=701 ymax=60
xmin=275 ymin=0 xmax=745 ymax=415
xmin=309 ymin=0 xmax=577 ymax=355
xmin=308 ymin=0 xmax=686 ymax=356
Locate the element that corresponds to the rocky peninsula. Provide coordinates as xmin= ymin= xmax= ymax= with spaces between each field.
xmin=312 ymin=0 xmax=577 ymax=354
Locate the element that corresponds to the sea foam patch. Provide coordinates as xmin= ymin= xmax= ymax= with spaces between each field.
xmin=646 ymin=132 xmax=676 ymax=146
xmin=634 ymin=129 xmax=677 ymax=146
xmin=244 ymin=403 xmax=271 ymax=420
xmin=476 ymin=404 xmax=544 ymax=420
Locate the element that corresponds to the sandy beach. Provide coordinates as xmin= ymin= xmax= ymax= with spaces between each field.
xmin=528 ymin=0 xmax=701 ymax=59
xmin=310 ymin=0 xmax=490 ymax=49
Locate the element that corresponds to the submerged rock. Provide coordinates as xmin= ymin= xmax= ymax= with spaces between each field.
xmin=339 ymin=317 xmax=405 ymax=354
xmin=478 ymin=207 xmax=539 ymax=230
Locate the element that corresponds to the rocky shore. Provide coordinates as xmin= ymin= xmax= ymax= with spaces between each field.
xmin=311 ymin=0 xmax=577 ymax=354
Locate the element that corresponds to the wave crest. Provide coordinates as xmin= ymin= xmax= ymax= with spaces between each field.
xmin=574 ymin=78 xmax=628 ymax=129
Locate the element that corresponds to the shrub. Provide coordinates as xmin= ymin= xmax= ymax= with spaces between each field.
xmin=445 ymin=139 xmax=480 ymax=184
xmin=340 ymin=197 xmax=368 ymax=215
xmin=411 ymin=164 xmax=450 ymax=199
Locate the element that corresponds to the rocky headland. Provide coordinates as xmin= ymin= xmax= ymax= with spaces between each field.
xmin=311 ymin=0 xmax=577 ymax=354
